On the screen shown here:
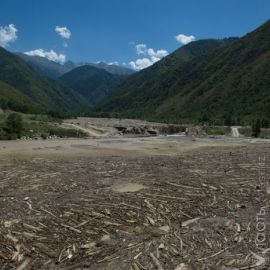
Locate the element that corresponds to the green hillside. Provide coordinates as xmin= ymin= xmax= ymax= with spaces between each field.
xmin=96 ymin=38 xmax=238 ymax=121
xmin=0 ymin=81 xmax=41 ymax=113
xmin=59 ymin=65 xmax=123 ymax=105
xmin=97 ymin=22 xmax=270 ymax=124
xmin=0 ymin=47 xmax=90 ymax=114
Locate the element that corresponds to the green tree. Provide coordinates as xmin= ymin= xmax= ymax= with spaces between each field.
xmin=261 ymin=118 xmax=269 ymax=128
xmin=252 ymin=119 xmax=261 ymax=138
xmin=0 ymin=98 xmax=8 ymax=110
xmin=5 ymin=113 xmax=23 ymax=134
xmin=224 ymin=115 xmax=232 ymax=126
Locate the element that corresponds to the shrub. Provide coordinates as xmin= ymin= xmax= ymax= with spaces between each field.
xmin=252 ymin=119 xmax=261 ymax=137
xmin=41 ymin=133 xmax=47 ymax=140
xmin=5 ymin=113 xmax=23 ymax=134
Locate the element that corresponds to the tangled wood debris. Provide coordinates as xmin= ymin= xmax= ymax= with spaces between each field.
xmin=0 ymin=146 xmax=269 ymax=269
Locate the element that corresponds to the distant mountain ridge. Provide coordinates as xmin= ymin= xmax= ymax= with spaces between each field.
xmin=59 ymin=65 xmax=124 ymax=105
xmin=16 ymin=53 xmax=71 ymax=79
xmin=16 ymin=53 xmax=135 ymax=79
xmin=89 ymin=62 xmax=135 ymax=76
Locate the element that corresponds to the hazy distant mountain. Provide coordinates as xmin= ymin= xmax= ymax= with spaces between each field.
xmin=69 ymin=61 xmax=135 ymax=76
xmin=16 ymin=53 xmax=135 ymax=78
xmin=59 ymin=65 xmax=123 ymax=105
xmin=0 ymin=47 xmax=90 ymax=114
xmin=16 ymin=53 xmax=71 ymax=79
xmin=98 ymin=21 xmax=270 ymax=124
xmin=88 ymin=62 xmax=135 ymax=76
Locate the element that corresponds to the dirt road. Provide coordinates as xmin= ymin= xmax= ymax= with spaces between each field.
xmin=231 ymin=127 xmax=240 ymax=137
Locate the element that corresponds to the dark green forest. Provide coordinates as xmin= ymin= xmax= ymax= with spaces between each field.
xmin=96 ymin=21 xmax=270 ymax=126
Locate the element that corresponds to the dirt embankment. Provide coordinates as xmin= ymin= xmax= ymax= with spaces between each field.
xmin=63 ymin=117 xmax=186 ymax=137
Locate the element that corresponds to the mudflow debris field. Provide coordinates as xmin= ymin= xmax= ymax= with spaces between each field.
xmin=0 ymin=146 xmax=270 ymax=269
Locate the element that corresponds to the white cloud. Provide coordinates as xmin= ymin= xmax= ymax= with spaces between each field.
xmin=55 ymin=26 xmax=71 ymax=39
xmin=108 ymin=61 xmax=119 ymax=66
xmin=130 ymin=43 xmax=169 ymax=70
xmin=0 ymin=24 xmax=18 ymax=48
xmin=136 ymin=44 xmax=147 ymax=55
xmin=150 ymin=56 xmax=160 ymax=63
xmin=130 ymin=58 xmax=153 ymax=71
xmin=24 ymin=49 xmax=66 ymax=63
xmin=175 ymin=34 xmax=195 ymax=45
xmin=147 ymin=48 xmax=168 ymax=58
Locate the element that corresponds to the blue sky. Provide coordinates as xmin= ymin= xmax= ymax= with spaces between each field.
xmin=1 ymin=0 xmax=270 ymax=70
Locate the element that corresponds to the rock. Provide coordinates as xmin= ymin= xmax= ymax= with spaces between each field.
xmin=266 ymin=185 xmax=270 ymax=195
xmin=81 ymin=242 xmax=96 ymax=249
xmin=158 ymin=243 xmax=165 ymax=249
xmin=174 ymin=263 xmax=190 ymax=270
xmin=158 ymin=225 xmax=170 ymax=233
xmin=147 ymin=216 xmax=155 ymax=225
xmin=131 ymin=263 xmax=140 ymax=270
xmin=181 ymin=217 xmax=200 ymax=227
xmin=100 ymin=234 xmax=111 ymax=242
xmin=4 ymin=219 xmax=20 ymax=228
xmin=147 ymin=129 xmax=158 ymax=136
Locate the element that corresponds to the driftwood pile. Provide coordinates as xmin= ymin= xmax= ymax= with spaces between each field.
xmin=0 ymin=146 xmax=269 ymax=269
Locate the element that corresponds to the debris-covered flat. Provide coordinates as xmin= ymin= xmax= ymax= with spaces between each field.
xmin=0 ymin=145 xmax=269 ymax=269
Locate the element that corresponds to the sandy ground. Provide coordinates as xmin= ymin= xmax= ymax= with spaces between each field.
xmin=0 ymin=135 xmax=270 ymax=269
xmin=0 ymin=135 xmax=269 ymax=158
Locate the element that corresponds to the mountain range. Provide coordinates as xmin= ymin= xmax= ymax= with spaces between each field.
xmin=97 ymin=21 xmax=270 ymax=124
xmin=0 ymin=50 xmax=133 ymax=114
xmin=16 ymin=53 xmax=134 ymax=79
xmin=1 ymin=20 xmax=270 ymax=124
xmin=0 ymin=47 xmax=89 ymax=115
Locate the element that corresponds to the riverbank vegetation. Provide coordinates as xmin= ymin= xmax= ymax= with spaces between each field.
xmin=0 ymin=111 xmax=88 ymax=140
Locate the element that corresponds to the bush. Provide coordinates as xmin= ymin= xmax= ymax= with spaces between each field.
xmin=252 ymin=119 xmax=261 ymax=137
xmin=239 ymin=127 xmax=252 ymax=137
xmin=260 ymin=128 xmax=270 ymax=138
xmin=261 ymin=118 xmax=269 ymax=128
xmin=7 ymin=133 xmax=19 ymax=140
xmin=224 ymin=115 xmax=232 ymax=126
xmin=5 ymin=113 xmax=23 ymax=134
xmin=41 ymin=133 xmax=47 ymax=140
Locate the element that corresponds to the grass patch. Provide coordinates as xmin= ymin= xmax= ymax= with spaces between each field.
xmin=238 ymin=127 xmax=252 ymax=137
xmin=260 ymin=128 xmax=270 ymax=139
xmin=239 ymin=127 xmax=270 ymax=138
xmin=202 ymin=126 xmax=231 ymax=135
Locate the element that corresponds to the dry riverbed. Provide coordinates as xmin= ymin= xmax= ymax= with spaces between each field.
xmin=0 ymin=135 xmax=270 ymax=269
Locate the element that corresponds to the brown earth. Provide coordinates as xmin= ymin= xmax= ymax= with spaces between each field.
xmin=0 ymin=137 xmax=270 ymax=269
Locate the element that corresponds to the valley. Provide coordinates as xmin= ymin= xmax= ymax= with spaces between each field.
xmin=0 ymin=7 xmax=270 ymax=269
